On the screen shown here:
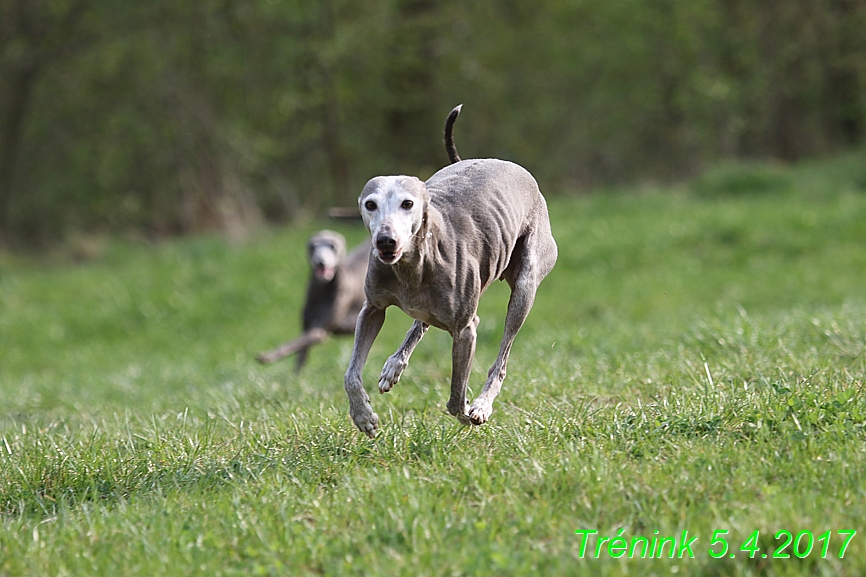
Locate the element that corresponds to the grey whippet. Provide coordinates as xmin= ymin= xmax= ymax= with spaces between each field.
xmin=344 ymin=105 xmax=558 ymax=437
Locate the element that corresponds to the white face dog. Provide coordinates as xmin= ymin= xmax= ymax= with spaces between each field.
xmin=358 ymin=176 xmax=428 ymax=265
xmin=307 ymin=230 xmax=346 ymax=283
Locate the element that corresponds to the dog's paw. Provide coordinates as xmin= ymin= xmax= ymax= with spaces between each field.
xmin=350 ymin=404 xmax=379 ymax=438
xmin=378 ymin=356 xmax=407 ymax=394
xmin=467 ymin=398 xmax=493 ymax=426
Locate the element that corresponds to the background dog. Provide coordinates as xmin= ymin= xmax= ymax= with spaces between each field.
xmin=257 ymin=230 xmax=369 ymax=371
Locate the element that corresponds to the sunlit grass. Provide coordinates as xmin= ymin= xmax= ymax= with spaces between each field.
xmin=1 ymin=153 xmax=865 ymax=575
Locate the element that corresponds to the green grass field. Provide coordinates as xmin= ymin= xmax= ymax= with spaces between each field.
xmin=1 ymin=154 xmax=865 ymax=576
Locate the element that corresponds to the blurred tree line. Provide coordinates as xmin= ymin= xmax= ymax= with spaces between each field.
xmin=1 ymin=0 xmax=864 ymax=246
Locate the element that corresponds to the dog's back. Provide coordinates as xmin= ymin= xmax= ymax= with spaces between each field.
xmin=344 ymin=241 xmax=371 ymax=284
xmin=425 ymin=158 xmax=556 ymax=289
xmin=334 ymin=240 xmax=371 ymax=331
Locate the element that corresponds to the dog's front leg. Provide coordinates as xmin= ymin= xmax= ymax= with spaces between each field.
xmin=379 ymin=320 xmax=429 ymax=394
xmin=344 ymin=303 xmax=386 ymax=437
xmin=447 ymin=316 xmax=479 ymax=424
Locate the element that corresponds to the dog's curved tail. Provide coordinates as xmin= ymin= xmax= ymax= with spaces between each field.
xmin=444 ymin=104 xmax=462 ymax=164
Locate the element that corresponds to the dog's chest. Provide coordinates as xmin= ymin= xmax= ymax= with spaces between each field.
xmin=394 ymin=289 xmax=436 ymax=325
xmin=388 ymin=285 xmax=452 ymax=330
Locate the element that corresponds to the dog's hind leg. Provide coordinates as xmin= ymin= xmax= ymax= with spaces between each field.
xmin=379 ymin=320 xmax=429 ymax=394
xmin=467 ymin=237 xmax=552 ymax=425
xmin=295 ymin=347 xmax=310 ymax=372
xmin=467 ymin=283 xmax=535 ymax=425
xmin=257 ymin=328 xmax=329 ymax=365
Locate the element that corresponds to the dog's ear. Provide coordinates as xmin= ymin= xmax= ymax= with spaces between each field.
xmin=358 ymin=178 xmax=382 ymax=232
xmin=411 ymin=178 xmax=432 ymax=238
xmin=328 ymin=230 xmax=347 ymax=260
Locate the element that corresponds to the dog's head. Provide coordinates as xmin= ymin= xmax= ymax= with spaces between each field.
xmin=307 ymin=230 xmax=346 ymax=283
xmin=358 ymin=176 xmax=429 ymax=265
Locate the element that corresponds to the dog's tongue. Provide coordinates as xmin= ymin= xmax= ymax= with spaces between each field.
xmin=314 ymin=265 xmax=335 ymax=280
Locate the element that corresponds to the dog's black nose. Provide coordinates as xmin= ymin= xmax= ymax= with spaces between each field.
xmin=376 ymin=235 xmax=396 ymax=251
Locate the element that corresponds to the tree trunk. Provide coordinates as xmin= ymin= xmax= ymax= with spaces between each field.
xmin=0 ymin=64 xmax=39 ymax=244
xmin=318 ymin=0 xmax=351 ymax=205
xmin=320 ymin=65 xmax=351 ymax=205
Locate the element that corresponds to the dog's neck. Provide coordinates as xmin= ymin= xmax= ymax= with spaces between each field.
xmin=389 ymin=206 xmax=444 ymax=287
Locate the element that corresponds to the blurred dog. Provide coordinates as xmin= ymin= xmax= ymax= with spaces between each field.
xmin=257 ymin=230 xmax=369 ymax=371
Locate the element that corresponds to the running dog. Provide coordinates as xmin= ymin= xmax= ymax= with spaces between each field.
xmin=344 ymin=106 xmax=558 ymax=436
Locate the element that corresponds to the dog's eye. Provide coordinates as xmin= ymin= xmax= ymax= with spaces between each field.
xmin=401 ymin=200 xmax=414 ymax=209
xmin=364 ymin=200 xmax=377 ymax=211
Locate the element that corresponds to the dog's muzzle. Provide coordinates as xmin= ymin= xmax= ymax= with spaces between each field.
xmin=313 ymin=263 xmax=336 ymax=281
xmin=375 ymin=233 xmax=401 ymax=264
